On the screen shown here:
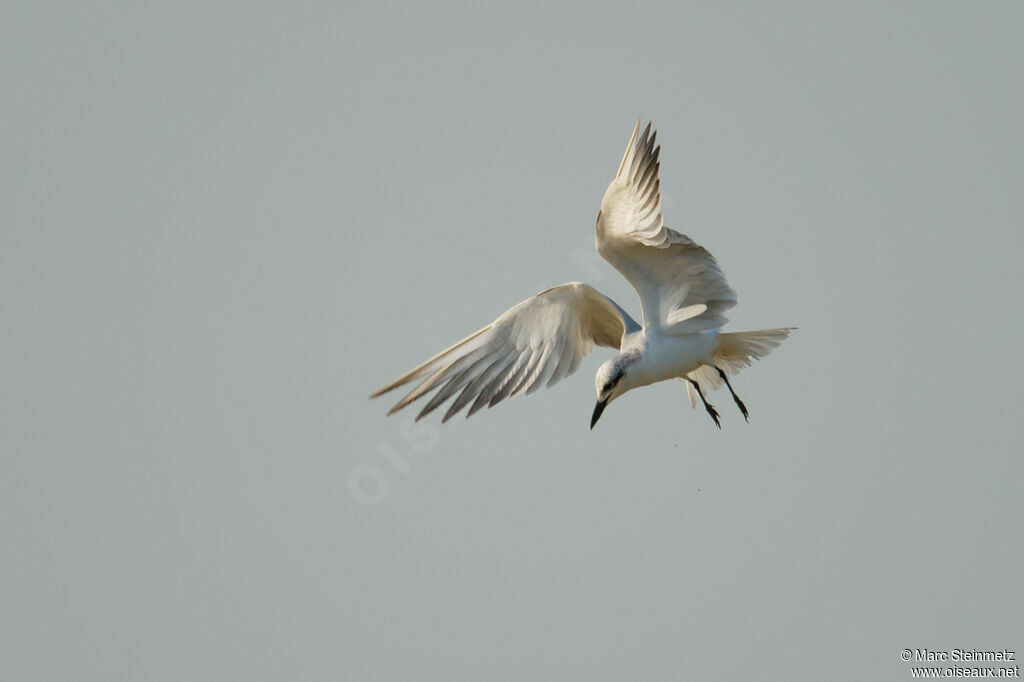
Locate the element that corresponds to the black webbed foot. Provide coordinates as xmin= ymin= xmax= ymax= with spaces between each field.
xmin=715 ymin=366 xmax=749 ymax=423
xmin=705 ymin=402 xmax=722 ymax=429
xmin=687 ymin=378 xmax=722 ymax=430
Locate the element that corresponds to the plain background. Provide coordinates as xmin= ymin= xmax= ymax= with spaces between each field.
xmin=3 ymin=2 xmax=1022 ymax=680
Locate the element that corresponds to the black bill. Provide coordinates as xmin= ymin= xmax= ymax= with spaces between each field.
xmin=590 ymin=399 xmax=608 ymax=430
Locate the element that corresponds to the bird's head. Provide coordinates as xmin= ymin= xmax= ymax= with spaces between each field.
xmin=591 ymin=353 xmax=640 ymax=429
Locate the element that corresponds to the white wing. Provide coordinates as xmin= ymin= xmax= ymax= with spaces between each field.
xmin=596 ymin=119 xmax=737 ymax=334
xmin=371 ymin=283 xmax=638 ymax=422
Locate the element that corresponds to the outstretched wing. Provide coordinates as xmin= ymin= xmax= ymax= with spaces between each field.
xmin=596 ymin=119 xmax=737 ymax=334
xmin=371 ymin=283 xmax=638 ymax=422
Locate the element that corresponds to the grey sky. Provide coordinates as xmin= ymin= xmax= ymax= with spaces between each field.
xmin=2 ymin=2 xmax=1022 ymax=681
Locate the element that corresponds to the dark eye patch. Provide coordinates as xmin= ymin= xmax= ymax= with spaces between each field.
xmin=602 ymin=364 xmax=625 ymax=394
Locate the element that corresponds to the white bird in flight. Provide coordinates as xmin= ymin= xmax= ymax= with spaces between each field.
xmin=372 ymin=119 xmax=794 ymax=429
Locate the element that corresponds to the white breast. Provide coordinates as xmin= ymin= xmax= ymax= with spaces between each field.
xmin=630 ymin=329 xmax=720 ymax=388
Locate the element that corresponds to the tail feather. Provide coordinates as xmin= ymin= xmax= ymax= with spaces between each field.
xmin=685 ymin=328 xmax=795 ymax=408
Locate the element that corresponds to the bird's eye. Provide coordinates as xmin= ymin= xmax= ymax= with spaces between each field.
xmin=602 ymin=381 xmax=614 ymax=393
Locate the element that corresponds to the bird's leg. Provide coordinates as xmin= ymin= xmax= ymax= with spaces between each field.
xmin=714 ymin=366 xmax=749 ymax=422
xmin=686 ymin=378 xmax=721 ymax=429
